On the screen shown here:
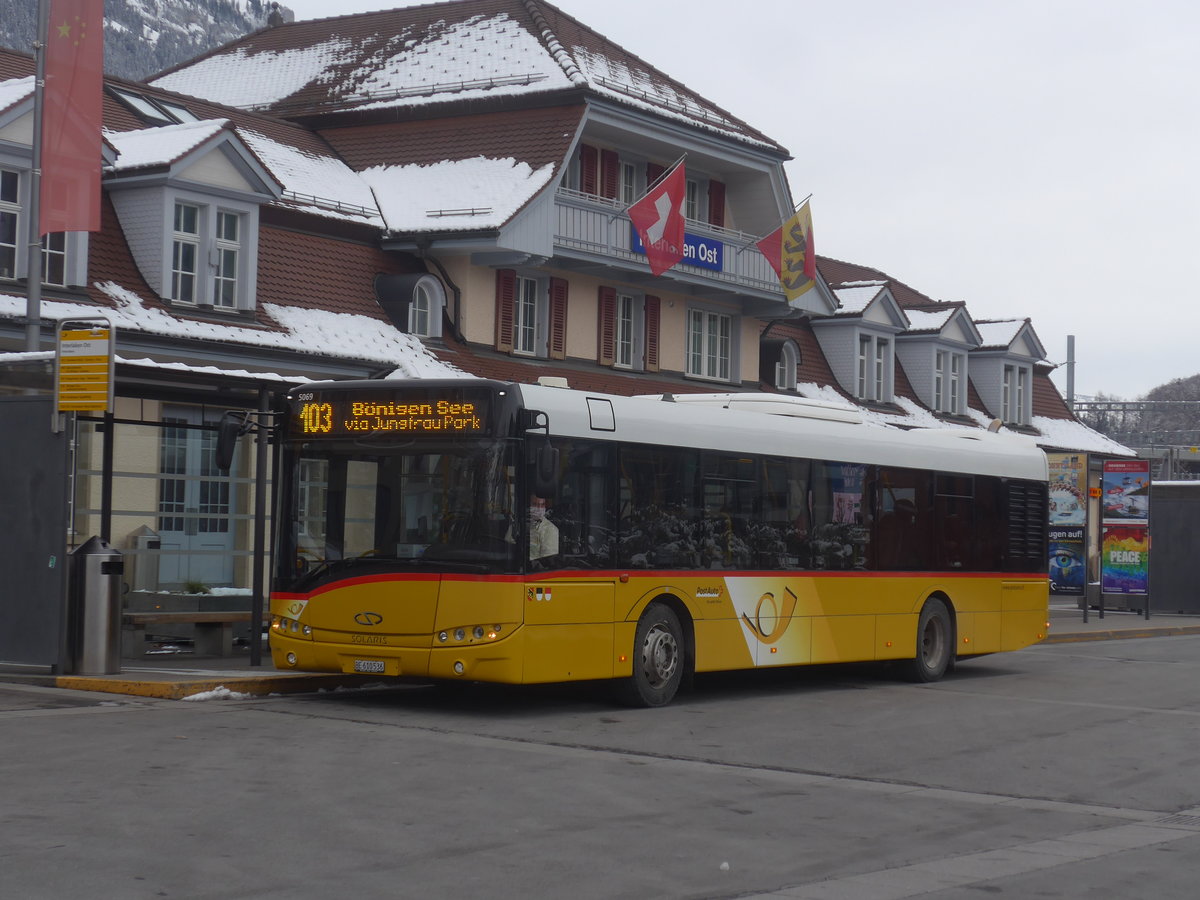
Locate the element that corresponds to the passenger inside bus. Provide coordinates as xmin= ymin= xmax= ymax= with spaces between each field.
xmin=527 ymin=494 xmax=559 ymax=564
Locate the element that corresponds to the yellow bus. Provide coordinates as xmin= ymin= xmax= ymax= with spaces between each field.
xmin=269 ymin=378 xmax=1048 ymax=706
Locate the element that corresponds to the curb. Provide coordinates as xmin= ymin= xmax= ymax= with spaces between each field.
xmin=50 ymin=673 xmax=376 ymax=700
xmin=1043 ymin=625 xmax=1200 ymax=645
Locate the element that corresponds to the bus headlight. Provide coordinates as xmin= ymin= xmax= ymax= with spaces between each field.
xmin=438 ymin=631 xmax=449 ymax=643
xmin=454 ymin=628 xmax=466 ymax=642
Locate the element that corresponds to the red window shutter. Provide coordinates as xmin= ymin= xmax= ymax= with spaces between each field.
xmin=494 ymin=269 xmax=516 ymax=353
xmin=549 ymin=277 xmax=568 ymax=360
xmin=580 ymin=144 xmax=598 ymax=196
xmin=646 ymin=162 xmax=665 ymax=188
xmin=644 ymin=295 xmax=661 ymax=372
xmin=600 ymin=149 xmax=619 ymax=200
xmin=597 ymin=286 xmax=616 ymax=366
xmin=707 ymin=179 xmax=726 ymax=227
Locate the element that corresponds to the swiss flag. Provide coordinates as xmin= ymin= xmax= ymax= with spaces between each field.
xmin=40 ymin=0 xmax=105 ymax=235
xmin=629 ymin=162 xmax=686 ymax=276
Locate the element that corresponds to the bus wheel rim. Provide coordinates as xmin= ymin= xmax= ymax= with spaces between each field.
xmin=642 ymin=624 xmax=678 ymax=687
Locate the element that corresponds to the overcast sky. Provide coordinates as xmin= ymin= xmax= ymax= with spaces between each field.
xmin=282 ymin=0 xmax=1200 ymax=400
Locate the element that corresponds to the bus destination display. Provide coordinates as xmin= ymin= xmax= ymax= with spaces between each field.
xmin=294 ymin=392 xmax=489 ymax=437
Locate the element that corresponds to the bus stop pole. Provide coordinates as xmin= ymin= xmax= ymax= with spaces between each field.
xmin=250 ymin=389 xmax=268 ymax=667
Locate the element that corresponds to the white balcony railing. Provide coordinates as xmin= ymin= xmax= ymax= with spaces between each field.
xmin=554 ymin=188 xmax=783 ymax=296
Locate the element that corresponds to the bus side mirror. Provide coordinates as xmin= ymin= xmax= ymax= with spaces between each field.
xmin=215 ymin=413 xmax=247 ymax=472
xmin=532 ymin=440 xmax=559 ymax=498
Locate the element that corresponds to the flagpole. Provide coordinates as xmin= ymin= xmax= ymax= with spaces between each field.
xmin=24 ymin=0 xmax=49 ymax=352
xmin=738 ymin=192 xmax=815 ymax=254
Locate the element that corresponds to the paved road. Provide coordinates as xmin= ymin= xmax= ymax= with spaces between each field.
xmin=4 ymin=636 xmax=1200 ymax=899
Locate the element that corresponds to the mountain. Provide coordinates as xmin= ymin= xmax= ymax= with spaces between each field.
xmin=0 ymin=0 xmax=290 ymax=82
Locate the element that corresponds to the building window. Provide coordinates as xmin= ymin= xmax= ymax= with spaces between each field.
xmin=410 ymin=282 xmax=431 ymax=336
xmin=41 ymin=232 xmax=66 ymax=286
xmin=685 ymin=179 xmax=700 ymax=220
xmin=615 ymin=293 xmax=637 ymax=368
xmin=1002 ymin=363 xmax=1030 ymax=424
xmin=856 ymin=333 xmax=892 ymax=402
xmin=513 ymin=275 xmax=540 ymax=356
xmin=776 ymin=341 xmax=799 ymax=391
xmin=874 ymin=339 xmax=888 ymax=401
xmin=935 ymin=350 xmax=964 ymax=414
xmin=0 ymin=168 xmax=18 ymax=279
xmin=620 ymin=162 xmax=637 ymax=206
xmin=214 ymin=211 xmax=240 ymax=308
xmin=687 ymin=308 xmax=731 ymax=380
xmin=172 ymin=201 xmax=200 ymax=303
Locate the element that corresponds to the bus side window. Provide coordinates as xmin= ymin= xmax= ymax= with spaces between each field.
xmin=555 ymin=440 xmax=614 ymax=569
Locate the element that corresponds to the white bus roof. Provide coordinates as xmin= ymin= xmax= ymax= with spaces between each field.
xmin=518 ymin=384 xmax=1047 ymax=482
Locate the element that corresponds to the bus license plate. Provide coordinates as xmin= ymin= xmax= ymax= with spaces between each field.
xmin=353 ymin=659 xmax=386 ymax=674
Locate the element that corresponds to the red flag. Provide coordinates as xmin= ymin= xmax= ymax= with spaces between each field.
xmin=757 ymin=202 xmax=815 ymax=300
xmin=629 ymin=161 xmax=686 ymax=276
xmin=39 ymin=0 xmax=105 ymax=235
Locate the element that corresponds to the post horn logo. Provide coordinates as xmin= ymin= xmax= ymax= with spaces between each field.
xmin=354 ymin=611 xmax=384 ymax=626
xmin=741 ymin=587 xmax=798 ymax=644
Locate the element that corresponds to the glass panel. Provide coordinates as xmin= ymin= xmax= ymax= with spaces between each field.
xmin=279 ymin=440 xmax=521 ymax=589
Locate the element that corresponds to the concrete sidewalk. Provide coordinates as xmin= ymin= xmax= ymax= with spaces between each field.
xmin=4 ymin=604 xmax=1199 ymax=701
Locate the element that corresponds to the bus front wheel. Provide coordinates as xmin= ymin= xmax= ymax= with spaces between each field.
xmin=617 ymin=603 xmax=684 ymax=707
xmin=905 ymin=598 xmax=953 ymax=683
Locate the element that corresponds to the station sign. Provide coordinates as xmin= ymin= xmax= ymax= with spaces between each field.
xmin=631 ymin=226 xmax=724 ymax=272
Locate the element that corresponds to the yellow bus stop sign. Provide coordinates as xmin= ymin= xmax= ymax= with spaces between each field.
xmin=56 ymin=322 xmax=114 ymax=413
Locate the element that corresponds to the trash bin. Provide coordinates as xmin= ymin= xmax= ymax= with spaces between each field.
xmin=69 ymin=536 xmax=124 ymax=675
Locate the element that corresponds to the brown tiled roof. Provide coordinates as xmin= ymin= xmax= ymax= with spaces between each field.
xmin=1033 ymin=365 xmax=1072 ymax=420
xmin=150 ymin=0 xmax=784 ymax=151
xmin=256 ymin=226 xmax=420 ymax=323
xmin=319 ymin=104 xmax=583 ymax=173
xmin=818 ymin=255 xmax=941 ymax=309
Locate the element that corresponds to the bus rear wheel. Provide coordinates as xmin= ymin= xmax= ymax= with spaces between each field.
xmin=617 ymin=603 xmax=684 ymax=707
xmin=905 ymin=598 xmax=953 ymax=683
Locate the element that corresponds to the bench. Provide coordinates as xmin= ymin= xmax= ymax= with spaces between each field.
xmin=122 ymin=611 xmax=268 ymax=657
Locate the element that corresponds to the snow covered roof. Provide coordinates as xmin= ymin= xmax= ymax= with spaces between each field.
xmin=0 ymin=285 xmax=462 ymax=379
xmin=150 ymin=0 xmax=783 ymax=152
xmin=105 ymin=119 xmax=233 ymax=171
xmin=0 ymin=75 xmax=32 ymax=114
xmin=831 ymin=282 xmax=887 ymax=313
xmin=975 ymin=319 xmax=1027 ymax=349
xmin=903 ymin=308 xmax=956 ymax=333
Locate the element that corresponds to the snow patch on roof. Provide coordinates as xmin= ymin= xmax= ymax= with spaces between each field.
xmin=903 ymin=308 xmax=955 ymax=332
xmin=105 ymin=119 xmax=229 ymax=171
xmin=359 ymin=156 xmax=557 ymax=232
xmin=833 ymin=283 xmax=885 ymax=313
xmin=975 ymin=319 xmax=1025 ymax=348
xmin=0 ymin=285 xmax=461 ymax=375
xmin=0 ymin=76 xmax=33 ymax=113
xmin=346 ymin=13 xmax=575 ymax=112
xmin=237 ymin=128 xmax=383 ymax=224
xmin=152 ymin=38 xmax=355 ymax=109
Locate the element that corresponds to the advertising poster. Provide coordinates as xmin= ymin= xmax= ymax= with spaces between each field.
xmin=1101 ymin=459 xmax=1150 ymax=524
xmin=1101 ymin=525 xmax=1149 ymax=594
xmin=1048 ymin=526 xmax=1086 ymax=594
xmin=1047 ymin=453 xmax=1087 ymax=526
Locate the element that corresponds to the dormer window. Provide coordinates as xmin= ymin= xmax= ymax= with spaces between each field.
xmin=0 ymin=165 xmax=86 ymax=286
xmin=1002 ymin=363 xmax=1031 ymax=425
xmin=214 ymin=211 xmax=240 ymax=307
xmin=775 ymin=341 xmax=799 ymax=391
xmin=856 ymin=333 xmax=893 ymax=403
xmin=171 ymin=202 xmax=199 ymax=302
xmin=166 ymin=198 xmax=252 ymax=310
xmin=0 ymin=168 xmax=17 ymax=278
xmin=935 ymin=350 xmax=965 ymax=415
